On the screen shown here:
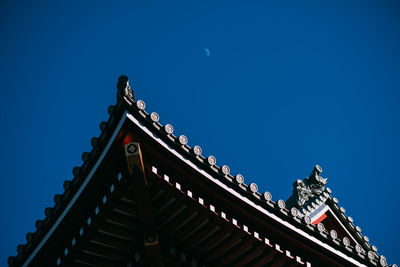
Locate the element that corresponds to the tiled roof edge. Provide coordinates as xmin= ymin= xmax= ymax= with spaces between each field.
xmin=122 ymin=96 xmax=389 ymax=267
xmin=8 ymin=98 xmax=127 ymax=266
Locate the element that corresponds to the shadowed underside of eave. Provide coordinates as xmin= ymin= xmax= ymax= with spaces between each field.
xmin=54 ymin=166 xmax=307 ymax=267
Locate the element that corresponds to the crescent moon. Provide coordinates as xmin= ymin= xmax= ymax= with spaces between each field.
xmin=204 ymin=48 xmax=210 ymax=57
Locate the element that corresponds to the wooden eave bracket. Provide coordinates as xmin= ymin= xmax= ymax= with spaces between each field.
xmin=125 ymin=164 xmax=164 ymax=267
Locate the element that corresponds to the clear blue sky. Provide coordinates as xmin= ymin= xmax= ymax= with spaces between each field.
xmin=1 ymin=0 xmax=399 ymax=265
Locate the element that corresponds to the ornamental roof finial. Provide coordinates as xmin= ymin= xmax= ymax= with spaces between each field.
xmin=117 ymin=75 xmax=135 ymax=102
xmin=305 ymin=165 xmax=327 ymax=195
xmin=291 ymin=165 xmax=328 ymax=207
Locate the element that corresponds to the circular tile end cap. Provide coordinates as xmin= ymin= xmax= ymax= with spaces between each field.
xmin=291 ymin=207 xmax=298 ymax=217
xmin=277 ymin=199 xmax=286 ymax=209
xmin=263 ymin=191 xmax=272 ymax=201
xmin=221 ymin=165 xmax=230 ymax=175
xmin=379 ymin=256 xmax=387 ymax=266
xmin=235 ymin=174 xmax=244 ymax=184
xmin=150 ymin=112 xmax=159 ymax=122
xmin=136 ymin=100 xmax=146 ymax=110
xmin=317 ymin=223 xmax=325 ymax=232
xmin=193 ymin=145 xmax=202 ymax=156
xmin=249 ymin=183 xmax=258 ymax=193
xmin=207 ymin=156 xmax=216 ymax=166
xmin=178 ymin=135 xmax=188 ymax=145
xmin=367 ymin=251 xmax=375 ymax=260
xmin=342 ymin=237 xmax=350 ymax=246
xmin=330 ymin=229 xmax=337 ymax=239
xmin=164 ymin=124 xmax=174 ymax=134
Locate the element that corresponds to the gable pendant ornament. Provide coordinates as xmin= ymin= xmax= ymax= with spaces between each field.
xmin=125 ymin=142 xmax=144 ymax=174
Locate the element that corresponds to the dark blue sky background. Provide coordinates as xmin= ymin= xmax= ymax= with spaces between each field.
xmin=1 ymin=1 xmax=399 ymax=265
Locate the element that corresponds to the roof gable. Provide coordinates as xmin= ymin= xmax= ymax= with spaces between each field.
xmin=286 ymin=165 xmax=383 ymax=262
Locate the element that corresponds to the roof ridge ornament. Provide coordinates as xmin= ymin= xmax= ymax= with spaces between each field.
xmin=293 ymin=165 xmax=328 ymax=206
xmin=117 ymin=75 xmax=135 ymax=103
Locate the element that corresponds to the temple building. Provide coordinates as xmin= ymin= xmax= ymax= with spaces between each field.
xmin=8 ymin=76 xmax=396 ymax=266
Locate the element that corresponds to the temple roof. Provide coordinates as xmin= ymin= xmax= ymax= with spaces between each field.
xmin=8 ymin=77 xmax=397 ymax=267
